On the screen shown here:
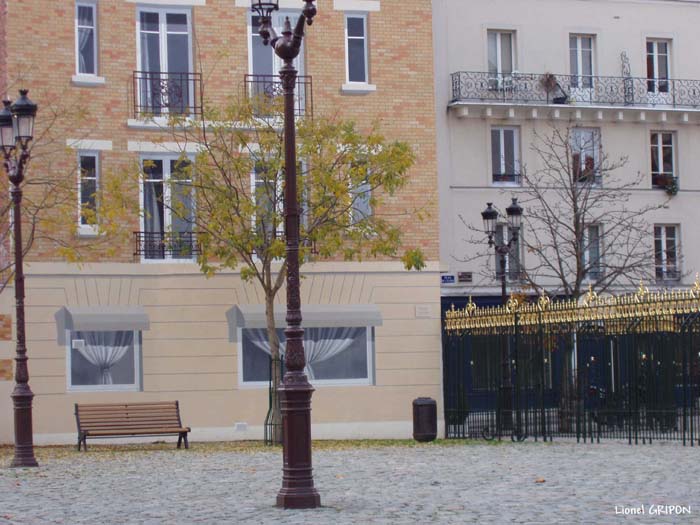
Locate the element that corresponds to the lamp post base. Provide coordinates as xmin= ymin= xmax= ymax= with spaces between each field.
xmin=10 ymin=386 xmax=38 ymax=468
xmin=276 ymin=373 xmax=321 ymax=509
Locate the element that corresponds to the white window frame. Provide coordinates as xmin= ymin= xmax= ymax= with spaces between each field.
xmin=345 ymin=13 xmax=368 ymax=84
xmin=78 ymin=151 xmax=99 ymax=237
xmin=237 ymin=326 xmax=375 ymax=388
xmin=250 ymin=164 xmax=285 ymax=243
xmin=646 ymin=39 xmax=671 ymax=94
xmin=582 ymin=224 xmax=602 ymax=281
xmin=75 ymin=2 xmax=98 ymax=75
xmin=654 ymin=224 xmax=680 ymax=281
xmin=569 ymin=34 xmax=594 ymax=89
xmin=139 ymin=154 xmax=196 ymax=263
xmin=135 ymin=7 xmax=194 ymax=115
xmin=66 ymin=329 xmax=142 ymax=392
xmin=490 ymin=126 xmax=521 ymax=185
xmin=487 ymin=30 xmax=515 ymax=76
xmin=650 ymin=131 xmax=675 ymax=186
xmin=247 ymin=10 xmax=305 ymax=77
xmin=570 ymin=127 xmax=601 ymax=185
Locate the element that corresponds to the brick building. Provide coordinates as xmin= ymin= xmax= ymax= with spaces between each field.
xmin=0 ymin=0 xmax=441 ymax=443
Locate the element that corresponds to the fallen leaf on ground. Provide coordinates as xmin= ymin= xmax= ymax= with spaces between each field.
xmin=535 ymin=478 xmax=546 ymax=483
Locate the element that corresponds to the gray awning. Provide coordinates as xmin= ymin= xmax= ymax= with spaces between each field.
xmin=55 ymin=306 xmax=150 ymax=345
xmin=226 ymin=304 xmax=383 ymax=342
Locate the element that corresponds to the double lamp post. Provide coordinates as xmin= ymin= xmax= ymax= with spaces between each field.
xmin=251 ymin=0 xmax=321 ymax=509
xmin=0 ymin=89 xmax=39 ymax=468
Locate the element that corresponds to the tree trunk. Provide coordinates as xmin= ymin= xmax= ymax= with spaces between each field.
xmin=265 ymin=292 xmax=283 ymax=445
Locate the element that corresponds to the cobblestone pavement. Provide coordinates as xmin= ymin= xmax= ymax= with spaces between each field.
xmin=1 ymin=440 xmax=699 ymax=524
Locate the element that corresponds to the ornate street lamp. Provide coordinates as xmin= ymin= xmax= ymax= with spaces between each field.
xmin=0 ymin=89 xmax=39 ymax=468
xmin=481 ymin=197 xmax=524 ymax=436
xmin=250 ymin=0 xmax=321 ymax=509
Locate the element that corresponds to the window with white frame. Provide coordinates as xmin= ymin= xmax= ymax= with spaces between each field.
xmin=495 ymin=224 xmax=521 ymax=281
xmin=650 ymin=132 xmax=675 ymax=188
xmin=137 ymin=8 xmax=193 ymax=115
xmin=491 ymin=127 xmax=520 ymax=183
xmin=646 ymin=39 xmax=670 ymax=94
xmin=78 ymin=152 xmax=98 ymax=233
xmin=570 ymin=35 xmax=594 ymax=89
xmin=252 ymin=162 xmax=284 ymax=240
xmin=654 ymin=225 xmax=680 ymax=281
xmin=487 ymin=30 xmax=514 ymax=89
xmin=141 ymin=157 xmax=195 ymax=260
xmin=581 ymin=224 xmax=602 ymax=280
xmin=345 ymin=14 xmax=368 ymax=84
xmin=75 ymin=2 xmax=97 ymax=76
xmin=240 ymin=326 xmax=373 ymax=385
xmin=570 ymin=128 xmax=600 ymax=184
xmin=68 ymin=330 xmax=141 ymax=391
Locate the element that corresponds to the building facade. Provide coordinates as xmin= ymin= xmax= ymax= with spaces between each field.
xmin=434 ymin=0 xmax=700 ymax=308
xmin=0 ymin=0 xmax=441 ymax=444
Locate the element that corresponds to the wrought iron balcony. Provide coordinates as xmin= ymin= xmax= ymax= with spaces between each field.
xmin=652 ymin=174 xmax=679 ymax=192
xmin=655 ymin=267 xmax=681 ymax=281
xmin=451 ymin=71 xmax=700 ymax=109
xmin=244 ymin=74 xmax=313 ymax=118
xmin=492 ymin=173 xmax=522 ymax=184
xmin=133 ymin=71 xmax=202 ymax=118
xmin=134 ymin=231 xmax=200 ymax=260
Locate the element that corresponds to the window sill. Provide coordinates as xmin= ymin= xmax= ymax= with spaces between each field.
xmin=341 ymin=83 xmax=377 ymax=95
xmin=492 ymin=181 xmax=522 ymax=187
xmin=71 ymin=75 xmax=106 ymax=87
xmin=78 ymin=226 xmax=99 ymax=238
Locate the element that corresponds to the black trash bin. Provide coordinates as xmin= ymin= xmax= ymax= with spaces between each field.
xmin=412 ymin=397 xmax=437 ymax=442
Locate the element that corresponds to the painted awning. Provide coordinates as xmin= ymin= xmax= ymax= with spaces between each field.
xmin=54 ymin=306 xmax=150 ymax=345
xmin=225 ymin=304 xmax=383 ymax=342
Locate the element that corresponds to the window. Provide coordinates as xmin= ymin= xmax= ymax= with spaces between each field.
xmin=240 ymin=326 xmax=373 ymax=386
xmin=570 ymin=128 xmax=600 ymax=184
xmin=487 ymin=30 xmax=514 ymax=89
xmin=650 ymin=132 xmax=675 ymax=188
xmin=350 ymin=181 xmax=372 ymax=223
xmin=252 ymin=162 xmax=284 ymax=240
xmin=78 ymin=152 xmax=98 ymax=234
xmin=495 ymin=224 xmax=521 ymax=281
xmin=345 ymin=15 xmax=368 ymax=84
xmin=491 ymin=127 xmax=520 ymax=183
xmin=581 ymin=224 xmax=602 ymax=280
xmin=137 ymin=8 xmax=193 ymax=115
xmin=570 ymin=35 xmax=594 ymax=89
xmin=75 ymin=3 xmax=97 ymax=76
xmin=654 ymin=225 xmax=680 ymax=281
xmin=647 ymin=40 xmax=670 ymax=94
xmin=67 ymin=330 xmax=141 ymax=391
xmin=141 ymin=157 xmax=195 ymax=260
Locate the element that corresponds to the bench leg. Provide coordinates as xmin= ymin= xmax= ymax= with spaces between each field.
xmin=183 ymin=433 xmax=189 ymax=449
xmin=177 ymin=434 xmax=182 ymax=449
xmin=83 ymin=436 xmax=88 ymax=452
xmin=77 ymin=435 xmax=82 ymax=452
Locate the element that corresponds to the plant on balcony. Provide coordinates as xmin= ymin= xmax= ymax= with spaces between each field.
xmin=664 ymin=177 xmax=679 ymax=196
xmin=540 ymin=73 xmax=558 ymax=94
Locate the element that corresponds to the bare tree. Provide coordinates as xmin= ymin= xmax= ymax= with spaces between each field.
xmin=459 ymin=123 xmax=667 ymax=301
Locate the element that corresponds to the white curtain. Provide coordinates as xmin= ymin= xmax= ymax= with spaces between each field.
xmin=246 ymin=327 xmax=360 ymax=380
xmin=77 ymin=331 xmax=133 ymax=385
xmin=78 ymin=27 xmax=92 ymax=74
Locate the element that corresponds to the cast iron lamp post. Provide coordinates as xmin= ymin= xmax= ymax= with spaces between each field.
xmin=0 ymin=89 xmax=39 ymax=468
xmin=481 ymin=198 xmax=523 ymax=434
xmin=250 ymin=0 xmax=321 ymax=509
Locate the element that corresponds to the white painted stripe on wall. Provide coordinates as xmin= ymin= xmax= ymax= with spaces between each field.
xmin=126 ymin=0 xmax=205 ymax=5
xmin=333 ymin=0 xmax=380 ymax=12
xmin=234 ymin=0 xmax=305 ymax=9
xmin=127 ymin=141 xmax=201 ymax=153
xmin=27 ymin=420 xmax=444 ymax=445
xmin=66 ymin=139 xmax=113 ymax=151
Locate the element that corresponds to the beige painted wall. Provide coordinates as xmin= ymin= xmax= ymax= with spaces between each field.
xmin=0 ymin=262 xmax=442 ymax=443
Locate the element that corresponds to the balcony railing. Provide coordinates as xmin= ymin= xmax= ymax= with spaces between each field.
xmin=134 ymin=231 xmax=200 ymax=260
xmin=656 ymin=267 xmax=681 ymax=281
xmin=133 ymin=71 xmax=202 ymax=118
xmin=652 ymin=174 xmax=679 ymax=191
xmin=244 ymin=74 xmax=313 ymax=118
xmin=451 ymin=71 xmax=700 ymax=109
xmin=492 ymin=173 xmax=522 ymax=184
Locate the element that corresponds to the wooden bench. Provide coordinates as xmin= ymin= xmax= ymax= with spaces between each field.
xmin=74 ymin=401 xmax=190 ymax=451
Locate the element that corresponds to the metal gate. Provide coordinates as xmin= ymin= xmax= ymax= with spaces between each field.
xmin=442 ymin=285 xmax=700 ymax=444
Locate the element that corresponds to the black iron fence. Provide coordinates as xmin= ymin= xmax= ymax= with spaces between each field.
xmin=451 ymin=71 xmax=700 ymax=109
xmin=133 ymin=231 xmax=200 ymax=260
xmin=133 ymin=71 xmax=203 ymax=118
xmin=244 ymin=74 xmax=313 ymax=118
xmin=442 ymin=285 xmax=700 ymax=445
